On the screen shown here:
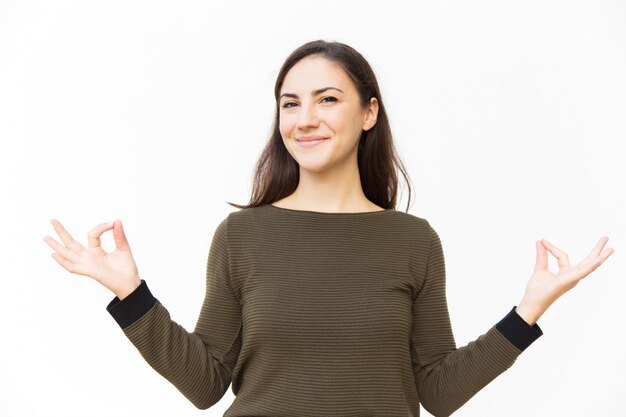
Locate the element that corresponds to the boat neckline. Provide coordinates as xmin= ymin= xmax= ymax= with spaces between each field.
xmin=266 ymin=203 xmax=395 ymax=216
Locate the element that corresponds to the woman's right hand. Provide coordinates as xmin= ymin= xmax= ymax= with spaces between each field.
xmin=43 ymin=219 xmax=142 ymax=300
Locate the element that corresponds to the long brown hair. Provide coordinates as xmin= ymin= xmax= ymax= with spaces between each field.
xmin=226 ymin=39 xmax=413 ymax=212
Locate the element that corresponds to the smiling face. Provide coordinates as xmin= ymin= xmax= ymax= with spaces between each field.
xmin=278 ymin=55 xmax=378 ymax=174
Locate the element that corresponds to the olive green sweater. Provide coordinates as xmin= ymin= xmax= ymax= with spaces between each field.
xmin=107 ymin=204 xmax=543 ymax=417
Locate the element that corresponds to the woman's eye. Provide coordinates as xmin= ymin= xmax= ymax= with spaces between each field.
xmin=281 ymin=96 xmax=337 ymax=109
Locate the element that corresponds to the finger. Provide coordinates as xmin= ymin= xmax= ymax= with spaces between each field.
xmin=111 ymin=220 xmax=132 ymax=252
xmin=572 ymin=242 xmax=615 ymax=280
xmin=43 ymin=235 xmax=80 ymax=263
xmin=584 ymin=236 xmax=610 ymax=261
xmin=540 ymin=238 xmax=571 ymax=268
xmin=50 ymin=219 xmax=84 ymax=252
xmin=534 ymin=240 xmax=549 ymax=273
xmin=601 ymin=247 xmax=615 ymax=260
xmin=586 ymin=246 xmax=615 ymax=273
xmin=50 ymin=251 xmax=79 ymax=274
xmin=87 ymin=221 xmax=116 ymax=249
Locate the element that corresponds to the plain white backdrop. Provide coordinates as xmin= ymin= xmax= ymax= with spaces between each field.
xmin=2 ymin=0 xmax=624 ymax=416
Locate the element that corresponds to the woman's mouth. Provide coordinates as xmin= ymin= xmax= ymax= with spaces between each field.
xmin=297 ymin=138 xmax=328 ymax=147
xmin=296 ymin=136 xmax=329 ymax=148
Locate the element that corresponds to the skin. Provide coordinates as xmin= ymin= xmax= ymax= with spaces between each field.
xmin=515 ymin=237 xmax=613 ymax=325
xmin=43 ymin=219 xmax=142 ymax=300
xmin=42 ymin=55 xmax=615 ymax=323
xmin=275 ymin=54 xmax=382 ymax=213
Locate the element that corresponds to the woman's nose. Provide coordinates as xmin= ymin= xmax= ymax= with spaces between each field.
xmin=296 ymin=102 xmax=320 ymax=128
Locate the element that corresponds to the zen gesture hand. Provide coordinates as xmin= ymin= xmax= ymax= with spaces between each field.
xmin=43 ymin=219 xmax=142 ymax=299
xmin=517 ymin=237 xmax=614 ymax=324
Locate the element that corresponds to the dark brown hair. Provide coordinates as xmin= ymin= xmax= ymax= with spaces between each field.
xmin=226 ymin=39 xmax=413 ymax=212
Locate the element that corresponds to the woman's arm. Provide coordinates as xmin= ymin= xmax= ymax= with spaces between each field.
xmin=412 ymin=225 xmax=613 ymax=417
xmin=411 ymin=226 xmax=542 ymax=417
xmin=106 ymin=217 xmax=242 ymax=410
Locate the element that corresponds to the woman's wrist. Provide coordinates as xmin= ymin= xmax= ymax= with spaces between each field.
xmin=515 ymin=300 xmax=544 ymax=326
xmin=115 ymin=277 xmax=142 ymax=301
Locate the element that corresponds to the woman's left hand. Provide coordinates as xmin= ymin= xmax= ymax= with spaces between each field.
xmin=515 ymin=236 xmax=614 ymax=325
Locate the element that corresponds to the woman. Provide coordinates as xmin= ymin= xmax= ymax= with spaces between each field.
xmin=43 ymin=40 xmax=614 ymax=416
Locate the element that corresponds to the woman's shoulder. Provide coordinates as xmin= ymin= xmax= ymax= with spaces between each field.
xmin=390 ymin=209 xmax=430 ymax=225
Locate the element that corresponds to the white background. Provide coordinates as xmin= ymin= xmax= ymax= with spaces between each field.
xmin=2 ymin=0 xmax=625 ymax=416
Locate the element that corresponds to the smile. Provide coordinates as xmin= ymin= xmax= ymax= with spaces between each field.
xmin=296 ymin=138 xmax=328 ymax=148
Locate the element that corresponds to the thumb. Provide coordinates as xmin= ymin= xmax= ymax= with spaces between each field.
xmin=112 ymin=219 xmax=132 ymax=252
xmin=534 ymin=240 xmax=548 ymax=274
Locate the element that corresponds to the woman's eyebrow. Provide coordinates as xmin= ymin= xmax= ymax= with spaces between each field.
xmin=279 ymin=87 xmax=344 ymax=100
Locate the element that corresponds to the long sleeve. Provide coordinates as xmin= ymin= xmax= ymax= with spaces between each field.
xmin=411 ymin=225 xmax=543 ymax=417
xmin=106 ymin=217 xmax=243 ymax=410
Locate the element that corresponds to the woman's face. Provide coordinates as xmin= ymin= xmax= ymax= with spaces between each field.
xmin=278 ymin=55 xmax=378 ymax=174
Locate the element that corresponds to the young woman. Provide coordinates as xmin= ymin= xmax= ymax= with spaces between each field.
xmin=43 ymin=40 xmax=614 ymax=416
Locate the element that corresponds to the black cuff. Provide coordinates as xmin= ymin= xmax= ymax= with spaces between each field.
xmin=495 ymin=306 xmax=544 ymax=352
xmin=106 ymin=279 xmax=158 ymax=329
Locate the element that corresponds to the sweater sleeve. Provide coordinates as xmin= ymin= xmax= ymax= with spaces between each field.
xmin=105 ymin=216 xmax=242 ymax=410
xmin=411 ymin=225 xmax=543 ymax=417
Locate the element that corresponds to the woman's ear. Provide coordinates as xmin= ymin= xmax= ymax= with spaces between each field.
xmin=362 ymin=97 xmax=379 ymax=131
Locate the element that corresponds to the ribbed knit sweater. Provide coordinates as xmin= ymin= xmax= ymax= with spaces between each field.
xmin=106 ymin=204 xmax=543 ymax=417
